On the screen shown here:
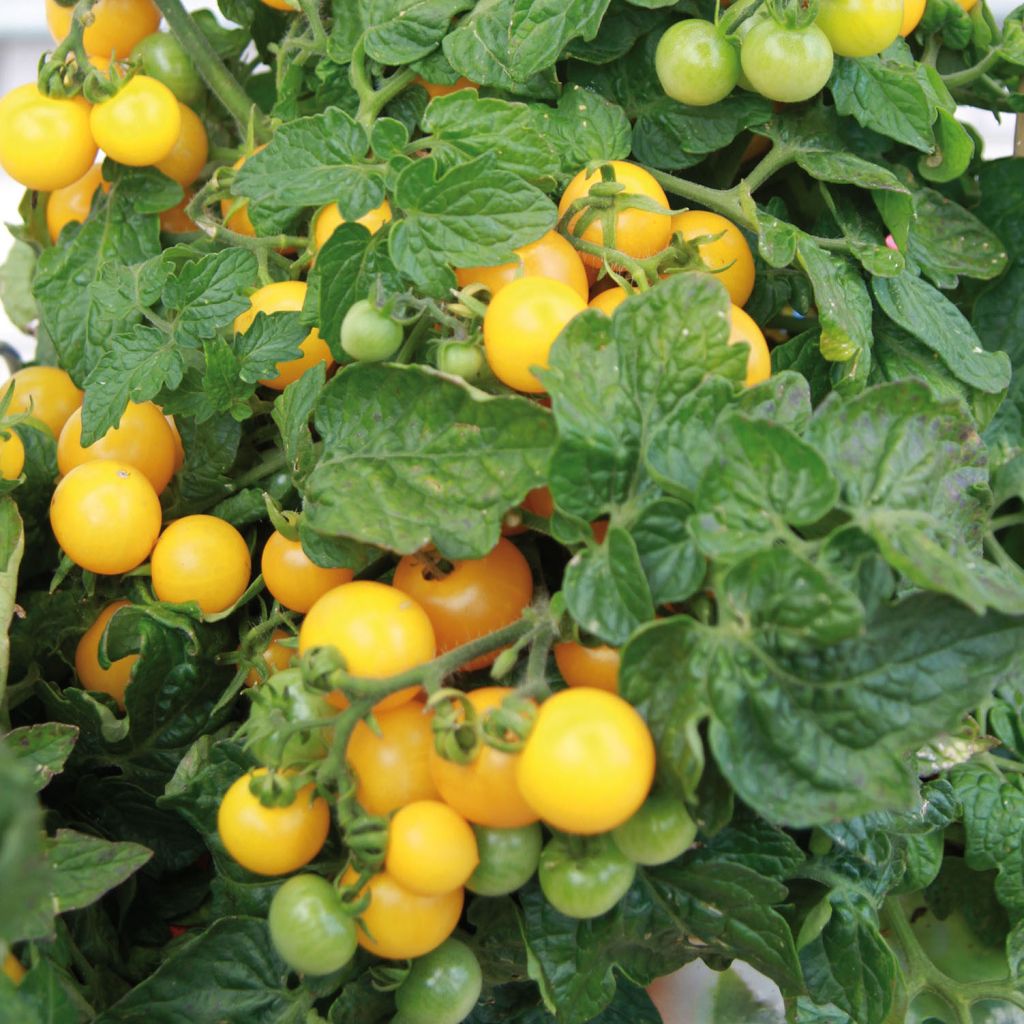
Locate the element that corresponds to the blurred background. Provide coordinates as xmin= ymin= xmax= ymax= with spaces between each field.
xmin=0 ymin=4 xmax=1020 ymax=1022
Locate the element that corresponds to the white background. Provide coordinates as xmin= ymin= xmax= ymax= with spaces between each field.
xmin=0 ymin=4 xmax=1020 ymax=1022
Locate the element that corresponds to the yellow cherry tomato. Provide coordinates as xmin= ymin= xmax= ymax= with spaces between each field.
xmin=233 ymin=281 xmax=334 ymax=391
xmin=0 ymin=85 xmax=97 ymax=192
xmin=347 ymin=701 xmax=441 ymax=815
xmin=46 ymin=164 xmax=105 ymax=242
xmin=46 ymin=0 xmax=160 ymax=59
xmin=900 ymin=0 xmax=927 ymax=34
xmin=729 ymin=305 xmax=772 ymax=387
xmin=90 ymin=75 xmax=181 ymax=167
xmin=558 ymin=161 xmax=672 ymax=269
xmin=456 ymin=231 xmax=589 ymax=301
xmin=151 ymin=515 xmax=252 ymax=614
xmin=261 ymin=530 xmax=354 ymax=613
xmin=553 ymin=641 xmax=620 ymax=694
xmin=429 ymin=687 xmax=539 ymax=829
xmin=483 ymin=277 xmax=586 ymax=393
xmin=517 ymin=688 xmax=656 ymax=835
xmin=1 ymin=366 xmax=83 ymax=438
xmin=298 ymin=581 xmax=436 ymax=712
xmin=385 ymin=800 xmax=480 ymax=896
xmin=312 ymin=199 xmax=392 ymax=251
xmin=154 ymin=103 xmax=208 ymax=187
xmin=50 ymin=461 xmax=162 ymax=575
xmin=221 ymin=146 xmax=265 ymax=236
xmin=815 ymin=0 xmax=903 ymax=57
xmin=3 ymin=951 xmax=25 ymax=985
xmin=75 ymin=600 xmax=139 ymax=708
xmin=415 ymin=76 xmax=477 ymax=99
xmin=0 ymin=431 xmax=24 ymax=481
xmin=672 ymin=210 xmax=756 ymax=307
xmin=244 ymin=628 xmax=295 ymax=687
xmin=340 ymin=866 xmax=463 ymax=960
xmin=165 ymin=415 xmax=185 ymax=471
xmin=588 ymin=286 xmax=629 ymax=316
xmin=217 ymin=769 xmax=330 ymax=876
xmin=58 ymin=400 xmax=177 ymax=495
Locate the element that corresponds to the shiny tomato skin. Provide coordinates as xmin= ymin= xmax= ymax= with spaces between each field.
xmin=611 ymin=792 xmax=698 ymax=866
xmin=346 ymin=701 xmax=441 ymax=815
xmin=815 ymin=0 xmax=902 ymax=57
xmin=217 ymin=769 xmax=330 ymax=876
xmin=385 ymin=800 xmax=480 ymax=896
xmin=538 ymin=833 xmax=636 ymax=918
xmin=129 ymin=32 xmax=205 ymax=107
xmin=46 ymin=0 xmax=160 ymax=58
xmin=901 ymin=0 xmax=926 ymax=34
xmin=393 ymin=939 xmax=483 ymax=1024
xmin=261 ymin=530 xmax=354 ymax=614
xmin=90 ymin=75 xmax=182 ymax=167
xmin=740 ymin=21 xmax=834 ymax=104
xmin=46 ymin=164 xmax=106 ymax=243
xmin=429 ymin=687 xmax=539 ymax=829
xmin=340 ymin=866 xmax=463 ymax=960
xmin=672 ymin=210 xmax=755 ymax=307
xmin=154 ymin=103 xmax=208 ymax=186
xmin=0 ymin=432 xmax=24 ymax=481
xmin=392 ymin=538 xmax=533 ymax=671
xmin=553 ymin=641 xmax=620 ymax=694
xmin=151 ymin=514 xmax=252 ymax=614
xmin=655 ymin=19 xmax=740 ymax=107
xmin=75 ymin=600 xmax=139 ymax=709
xmin=456 ymin=231 xmax=589 ymax=301
xmin=729 ymin=305 xmax=771 ymax=387
xmin=58 ymin=400 xmax=177 ymax=494
xmin=558 ymin=161 xmax=672 ymax=269
xmin=2 ymin=366 xmax=83 ymax=439
xmin=0 ymin=85 xmax=97 ymax=192
xmin=466 ymin=822 xmax=543 ymax=896
xmin=517 ymin=688 xmax=655 ymax=835
xmin=234 ymin=281 xmax=334 ymax=391
xmin=588 ymin=286 xmax=629 ymax=315
xmin=268 ymin=874 xmax=358 ymax=976
xmin=483 ymin=276 xmax=586 ymax=393
xmin=50 ymin=461 xmax=162 ymax=575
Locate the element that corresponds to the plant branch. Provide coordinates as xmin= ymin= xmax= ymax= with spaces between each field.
xmin=942 ymin=47 xmax=1004 ymax=88
xmin=152 ymin=0 xmax=272 ymax=141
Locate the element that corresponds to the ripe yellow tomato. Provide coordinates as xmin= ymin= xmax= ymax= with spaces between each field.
xmin=151 ymin=515 xmax=252 ymax=614
xmin=75 ymin=600 xmax=139 ymax=708
xmin=90 ymin=75 xmax=182 ymax=167
xmin=217 ymin=769 xmax=330 ymax=876
xmin=58 ymin=401 xmax=177 ymax=495
xmin=261 ymin=530 xmax=354 ymax=613
xmin=312 ymin=199 xmax=392 ymax=251
xmin=46 ymin=164 xmax=106 ymax=243
xmin=2 ymin=951 xmax=24 ymax=985
xmin=234 ymin=281 xmax=334 ymax=391
xmin=558 ymin=161 xmax=672 ymax=269
xmin=299 ymin=581 xmax=436 ymax=712
xmin=221 ymin=146 xmax=265 ymax=236
xmin=46 ymin=0 xmax=160 ymax=59
xmin=553 ymin=641 xmax=620 ymax=694
xmin=0 ymin=431 xmax=24 ymax=481
xmin=900 ymin=0 xmax=927 ymax=34
xmin=0 ymin=85 xmax=97 ymax=192
xmin=385 ymin=800 xmax=479 ymax=896
xmin=244 ymin=627 xmax=295 ymax=687
xmin=154 ymin=103 xmax=208 ymax=187
xmin=815 ymin=0 xmax=903 ymax=57
xmin=347 ymin=701 xmax=441 ymax=815
xmin=2 ymin=366 xmax=83 ymax=438
xmin=588 ymin=286 xmax=628 ymax=316
xmin=672 ymin=210 xmax=755 ymax=307
xmin=165 ymin=415 xmax=185 ymax=471
xmin=415 ymin=76 xmax=477 ymax=99
xmin=456 ymin=231 xmax=589 ymax=301
xmin=393 ymin=539 xmax=533 ymax=671
xmin=483 ymin=276 xmax=586 ymax=393
xmin=50 ymin=461 xmax=162 ymax=575
xmin=429 ymin=687 xmax=539 ymax=829
xmin=517 ymin=688 xmax=656 ymax=834
xmin=340 ymin=866 xmax=463 ymax=960
xmin=729 ymin=305 xmax=771 ymax=387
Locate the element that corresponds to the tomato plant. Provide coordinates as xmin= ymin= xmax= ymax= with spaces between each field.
xmin=5 ymin=0 xmax=1024 ymax=1020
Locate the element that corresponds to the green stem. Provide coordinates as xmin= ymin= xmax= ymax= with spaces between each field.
xmin=394 ymin=316 xmax=431 ymax=364
xmin=152 ymin=0 xmax=272 ymax=141
xmin=647 ymin=168 xmax=743 ymax=221
xmin=741 ymin=144 xmax=796 ymax=193
xmin=942 ymin=46 xmax=1003 ymax=88
xmin=363 ymin=68 xmax=417 ymax=125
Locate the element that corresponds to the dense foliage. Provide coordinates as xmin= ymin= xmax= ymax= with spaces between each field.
xmin=3 ymin=0 xmax=1024 ymax=1022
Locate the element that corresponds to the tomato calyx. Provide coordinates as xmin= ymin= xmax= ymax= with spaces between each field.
xmin=764 ymin=0 xmax=821 ymax=30
xmin=247 ymin=765 xmax=306 ymax=808
xmin=343 ymin=813 xmax=390 ymax=873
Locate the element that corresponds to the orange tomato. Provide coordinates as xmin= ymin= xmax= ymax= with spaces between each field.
xmin=75 ymin=600 xmax=139 ymax=708
xmin=456 ymin=231 xmax=589 ymax=301
xmin=553 ymin=641 xmax=620 ymax=694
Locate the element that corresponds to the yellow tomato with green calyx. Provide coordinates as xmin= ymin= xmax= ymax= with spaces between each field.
xmin=46 ymin=0 xmax=160 ymax=59
xmin=90 ymin=76 xmax=182 ymax=167
xmin=672 ymin=210 xmax=755 ymax=307
xmin=456 ymin=231 xmax=589 ymax=301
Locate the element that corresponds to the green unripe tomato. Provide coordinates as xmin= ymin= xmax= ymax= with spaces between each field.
xmin=655 ymin=20 xmax=740 ymax=107
xmin=130 ymin=33 xmax=206 ymax=108
xmin=248 ymin=667 xmax=336 ymax=767
xmin=393 ymin=939 xmax=483 ymax=1024
xmin=611 ymin=792 xmax=697 ymax=866
xmin=467 ymin=823 xmax=543 ymax=896
xmin=437 ymin=342 xmax=485 ymax=382
xmin=268 ymin=874 xmax=358 ymax=976
xmin=740 ymin=19 xmax=834 ymax=104
xmin=340 ymin=300 xmax=404 ymax=362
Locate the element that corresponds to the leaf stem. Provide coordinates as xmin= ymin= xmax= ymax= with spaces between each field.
xmin=152 ymin=0 xmax=272 ymax=141
xmin=942 ymin=47 xmax=1004 ymax=88
xmin=741 ymin=144 xmax=795 ymax=193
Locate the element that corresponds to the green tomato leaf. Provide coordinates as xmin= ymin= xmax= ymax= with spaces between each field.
xmin=0 ymin=240 xmax=38 ymax=332
xmin=272 ymin=362 xmax=326 ymax=483
xmin=794 ymin=151 xmax=907 ymax=195
xmin=163 ymin=248 xmax=259 ymax=347
xmin=232 ymin=311 xmax=308 ymax=384
xmin=363 ymin=0 xmax=475 ymax=64
xmin=630 ymin=497 xmax=706 ymax=605
xmin=3 ymin=723 xmax=78 ymax=793
xmin=44 ymin=829 xmax=152 ymax=914
xmin=974 ymin=263 xmax=1024 ymax=372
xmin=544 ymin=85 xmax=633 ymax=172
xmin=303 ymin=363 xmax=554 ymax=559
xmin=976 ymin=158 xmax=1024 ymax=262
